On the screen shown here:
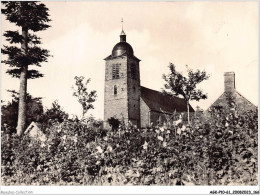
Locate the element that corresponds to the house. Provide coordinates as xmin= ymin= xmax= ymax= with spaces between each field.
xmin=208 ymin=72 xmax=257 ymax=112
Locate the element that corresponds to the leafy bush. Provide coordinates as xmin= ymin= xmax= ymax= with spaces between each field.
xmin=39 ymin=100 xmax=69 ymax=135
xmin=107 ymin=117 xmax=120 ymax=130
xmin=1 ymin=91 xmax=43 ymax=134
xmin=41 ymin=100 xmax=68 ymax=123
xmin=1 ymin=106 xmax=257 ymax=185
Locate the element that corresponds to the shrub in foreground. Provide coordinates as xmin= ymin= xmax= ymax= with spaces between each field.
xmin=1 ymin=108 xmax=258 ymax=185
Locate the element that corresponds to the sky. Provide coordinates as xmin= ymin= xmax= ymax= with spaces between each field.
xmin=1 ymin=1 xmax=258 ymax=120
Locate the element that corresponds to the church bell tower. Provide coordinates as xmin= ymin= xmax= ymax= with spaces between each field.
xmin=104 ymin=22 xmax=141 ymax=128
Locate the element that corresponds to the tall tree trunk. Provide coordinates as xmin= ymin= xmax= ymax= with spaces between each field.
xmin=17 ymin=27 xmax=28 ymax=136
xmin=187 ymin=100 xmax=190 ymax=124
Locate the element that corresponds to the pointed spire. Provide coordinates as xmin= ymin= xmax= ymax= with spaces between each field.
xmin=120 ymin=18 xmax=126 ymax=42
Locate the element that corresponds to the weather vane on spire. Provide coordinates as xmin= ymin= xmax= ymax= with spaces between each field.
xmin=120 ymin=18 xmax=126 ymax=37
xmin=121 ymin=18 xmax=124 ymax=31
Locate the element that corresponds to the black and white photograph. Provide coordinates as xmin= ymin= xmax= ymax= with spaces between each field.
xmin=1 ymin=1 xmax=258 ymax=194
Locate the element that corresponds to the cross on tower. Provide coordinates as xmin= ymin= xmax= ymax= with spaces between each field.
xmin=121 ymin=18 xmax=124 ymax=30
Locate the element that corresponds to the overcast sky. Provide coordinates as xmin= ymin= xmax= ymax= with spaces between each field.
xmin=1 ymin=1 xmax=258 ymax=120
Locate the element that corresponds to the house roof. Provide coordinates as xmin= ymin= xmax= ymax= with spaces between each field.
xmin=141 ymin=86 xmax=194 ymax=114
xmin=24 ymin=121 xmax=41 ymax=134
xmin=207 ymin=90 xmax=257 ymax=111
xmin=24 ymin=121 xmax=46 ymax=142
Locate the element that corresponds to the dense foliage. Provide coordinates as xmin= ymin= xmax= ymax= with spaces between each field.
xmin=1 ymin=97 xmax=68 ymax=135
xmin=1 ymin=104 xmax=257 ymax=185
xmin=1 ymin=91 xmax=43 ymax=134
xmin=107 ymin=117 xmax=120 ymax=130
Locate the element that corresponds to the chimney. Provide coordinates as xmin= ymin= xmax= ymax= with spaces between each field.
xmin=224 ymin=72 xmax=235 ymax=92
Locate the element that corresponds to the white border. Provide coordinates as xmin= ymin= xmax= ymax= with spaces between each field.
xmin=1 ymin=0 xmax=259 ymax=194
xmin=1 ymin=186 xmax=260 ymax=195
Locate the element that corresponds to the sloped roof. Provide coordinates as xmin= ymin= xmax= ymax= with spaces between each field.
xmin=235 ymin=90 xmax=257 ymax=107
xmin=141 ymin=86 xmax=194 ymax=113
xmin=24 ymin=122 xmax=41 ymax=134
xmin=207 ymin=90 xmax=257 ymax=111
xmin=24 ymin=122 xmax=46 ymax=142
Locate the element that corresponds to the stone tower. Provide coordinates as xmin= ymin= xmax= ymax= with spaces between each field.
xmin=104 ymin=30 xmax=141 ymax=128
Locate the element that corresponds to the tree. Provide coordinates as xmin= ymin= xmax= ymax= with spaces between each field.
xmin=72 ymin=76 xmax=97 ymax=117
xmin=41 ymin=100 xmax=69 ymax=123
xmin=162 ymin=63 xmax=210 ymax=124
xmin=1 ymin=90 xmax=43 ymax=134
xmin=1 ymin=2 xmax=51 ymax=136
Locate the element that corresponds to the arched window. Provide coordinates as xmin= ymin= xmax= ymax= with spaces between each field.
xmin=114 ymin=85 xmax=117 ymax=95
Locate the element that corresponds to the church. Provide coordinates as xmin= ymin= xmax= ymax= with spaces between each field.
xmin=104 ymin=29 xmax=194 ymax=128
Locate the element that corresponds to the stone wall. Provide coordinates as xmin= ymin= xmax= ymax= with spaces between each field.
xmin=148 ymin=111 xmax=194 ymax=126
xmin=104 ymin=55 xmax=141 ymax=128
xmin=140 ymin=98 xmax=150 ymax=128
xmin=104 ymin=56 xmax=128 ymax=127
xmin=149 ymin=111 xmax=168 ymax=126
xmin=127 ymin=57 xmax=141 ymax=127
